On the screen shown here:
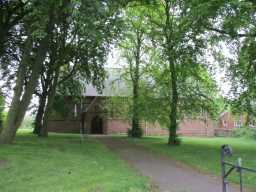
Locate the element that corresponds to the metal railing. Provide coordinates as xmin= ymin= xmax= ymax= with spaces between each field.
xmin=221 ymin=145 xmax=256 ymax=192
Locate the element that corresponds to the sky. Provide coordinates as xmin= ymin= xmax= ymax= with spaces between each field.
xmin=1 ymin=42 xmax=234 ymax=115
xmin=106 ymin=45 xmax=233 ymax=97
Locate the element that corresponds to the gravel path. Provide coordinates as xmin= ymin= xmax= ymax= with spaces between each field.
xmin=98 ymin=137 xmax=241 ymax=192
xmin=0 ymin=159 xmax=7 ymax=168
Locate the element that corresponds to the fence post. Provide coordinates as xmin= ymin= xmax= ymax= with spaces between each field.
xmin=221 ymin=145 xmax=233 ymax=192
xmin=221 ymin=145 xmax=227 ymax=192
xmin=221 ymin=145 xmax=256 ymax=192
xmin=237 ymin=157 xmax=243 ymax=192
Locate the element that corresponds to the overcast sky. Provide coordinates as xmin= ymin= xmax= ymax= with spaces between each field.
xmin=106 ymin=45 xmax=233 ymax=97
xmin=1 ymin=43 xmax=233 ymax=115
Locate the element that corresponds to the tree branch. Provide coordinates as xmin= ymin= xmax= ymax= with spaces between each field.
xmin=58 ymin=62 xmax=78 ymax=85
xmin=205 ymin=26 xmax=256 ymax=38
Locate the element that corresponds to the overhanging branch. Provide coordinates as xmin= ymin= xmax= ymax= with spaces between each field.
xmin=205 ymin=26 xmax=256 ymax=38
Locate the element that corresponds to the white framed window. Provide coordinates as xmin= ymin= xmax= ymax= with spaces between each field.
xmin=74 ymin=104 xmax=77 ymax=117
xmin=234 ymin=120 xmax=242 ymax=128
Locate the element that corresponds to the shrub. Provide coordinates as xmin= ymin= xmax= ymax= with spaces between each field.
xmin=232 ymin=127 xmax=256 ymax=140
xmin=127 ymin=128 xmax=143 ymax=138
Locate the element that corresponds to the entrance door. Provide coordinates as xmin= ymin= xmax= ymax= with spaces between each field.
xmin=91 ymin=116 xmax=103 ymax=134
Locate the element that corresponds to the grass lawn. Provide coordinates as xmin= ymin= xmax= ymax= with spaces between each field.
xmin=127 ymin=136 xmax=256 ymax=189
xmin=0 ymin=131 xmax=152 ymax=192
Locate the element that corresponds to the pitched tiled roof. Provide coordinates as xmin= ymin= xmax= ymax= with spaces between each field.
xmin=84 ymin=68 xmax=131 ymax=97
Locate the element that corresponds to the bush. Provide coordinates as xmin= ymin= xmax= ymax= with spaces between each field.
xmin=127 ymin=128 xmax=143 ymax=138
xmin=232 ymin=127 xmax=256 ymax=140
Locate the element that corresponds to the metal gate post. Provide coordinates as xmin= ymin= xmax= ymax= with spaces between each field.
xmin=221 ymin=145 xmax=256 ymax=192
xmin=221 ymin=145 xmax=233 ymax=192
xmin=221 ymin=145 xmax=227 ymax=192
xmin=237 ymin=158 xmax=243 ymax=192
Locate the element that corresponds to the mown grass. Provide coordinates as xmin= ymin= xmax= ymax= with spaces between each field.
xmin=0 ymin=131 xmax=151 ymax=192
xmin=127 ymin=136 xmax=256 ymax=189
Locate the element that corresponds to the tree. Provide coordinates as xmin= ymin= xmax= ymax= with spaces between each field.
xmin=32 ymin=0 xmax=72 ymax=136
xmin=205 ymin=1 xmax=256 ymax=125
xmin=142 ymin=0 xmax=222 ymax=144
xmin=228 ymin=39 xmax=256 ymax=126
xmin=0 ymin=0 xmax=147 ymax=143
xmin=0 ymin=0 xmax=29 ymax=57
xmin=119 ymin=5 xmax=149 ymax=137
xmin=32 ymin=0 xmax=125 ymax=136
xmin=107 ymin=1 xmax=222 ymax=143
xmin=137 ymin=52 xmax=221 ymax=132
xmin=0 ymin=1 xmax=61 ymax=144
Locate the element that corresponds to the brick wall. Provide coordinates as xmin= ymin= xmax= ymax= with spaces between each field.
xmin=141 ymin=122 xmax=169 ymax=136
xmin=218 ymin=112 xmax=245 ymax=129
xmin=48 ymin=96 xmax=217 ymax=137
xmin=48 ymin=118 xmax=216 ymax=137
xmin=106 ymin=119 xmax=216 ymax=137
xmin=215 ymin=112 xmax=246 ymax=136
xmin=178 ymin=118 xmax=216 ymax=137
xmin=48 ymin=120 xmax=80 ymax=133
xmin=105 ymin=119 xmax=169 ymax=136
xmin=106 ymin=119 xmax=130 ymax=134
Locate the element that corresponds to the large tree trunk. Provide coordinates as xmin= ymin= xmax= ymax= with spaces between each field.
xmin=38 ymin=2 xmax=70 ymax=137
xmin=245 ymin=96 xmax=252 ymax=127
xmin=0 ymin=12 xmax=55 ymax=144
xmin=34 ymin=1 xmax=70 ymax=137
xmin=164 ymin=0 xmax=179 ymax=145
xmin=132 ymin=78 xmax=140 ymax=136
xmin=131 ymin=32 xmax=142 ymax=137
xmin=39 ymin=70 xmax=60 ymax=137
xmin=168 ymin=59 xmax=179 ymax=145
xmin=33 ymin=89 xmax=48 ymax=135
xmin=33 ymin=64 xmax=54 ymax=135
xmin=0 ymin=40 xmax=29 ymax=143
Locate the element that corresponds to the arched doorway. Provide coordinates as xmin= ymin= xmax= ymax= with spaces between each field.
xmin=91 ymin=116 xmax=103 ymax=134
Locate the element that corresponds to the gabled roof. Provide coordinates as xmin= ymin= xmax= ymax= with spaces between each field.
xmin=219 ymin=111 xmax=228 ymax=118
xmin=84 ymin=68 xmax=131 ymax=97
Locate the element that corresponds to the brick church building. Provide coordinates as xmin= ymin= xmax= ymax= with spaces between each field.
xmin=48 ymin=69 xmax=217 ymax=137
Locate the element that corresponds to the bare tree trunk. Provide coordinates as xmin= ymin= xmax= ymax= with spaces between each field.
xmin=245 ymin=114 xmax=250 ymax=127
xmin=0 ymin=37 xmax=32 ymax=143
xmin=168 ymin=59 xmax=178 ymax=145
xmin=132 ymin=78 xmax=140 ymax=136
xmin=131 ymin=32 xmax=142 ymax=137
xmin=39 ymin=70 xmax=60 ymax=137
xmin=34 ymin=1 xmax=70 ymax=137
xmin=38 ymin=3 xmax=69 ymax=137
xmin=164 ymin=0 xmax=179 ymax=145
xmin=245 ymin=96 xmax=252 ymax=127
xmin=33 ymin=90 xmax=48 ymax=134
xmin=33 ymin=64 xmax=54 ymax=135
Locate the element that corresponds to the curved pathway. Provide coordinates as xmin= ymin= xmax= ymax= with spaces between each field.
xmin=98 ymin=137 xmax=241 ymax=192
